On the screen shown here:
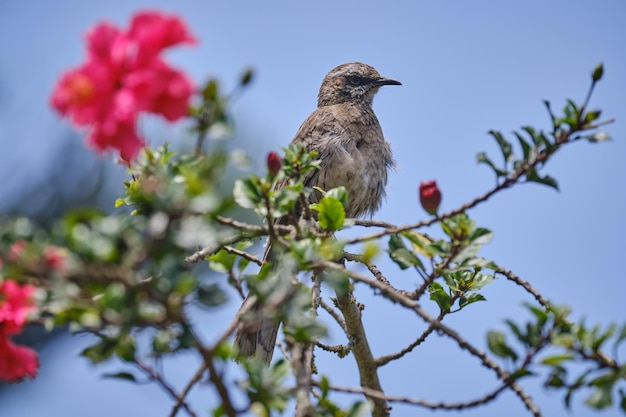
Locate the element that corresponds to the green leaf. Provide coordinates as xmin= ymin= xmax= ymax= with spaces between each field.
xmin=476 ymin=152 xmax=508 ymax=177
xmin=319 ymin=375 xmax=330 ymax=398
xmin=505 ymin=320 xmax=526 ymax=345
xmin=584 ymin=110 xmax=602 ymax=124
xmin=209 ymin=249 xmax=237 ymax=273
xmin=103 ymin=372 xmax=137 ymax=383
xmin=233 ymin=177 xmax=264 ymax=210
xmin=614 ymin=323 xmax=626 ymax=347
xmin=488 ymin=130 xmax=514 ymax=162
xmin=526 ymin=168 xmax=559 ymax=191
xmin=525 ymin=304 xmax=548 ymax=326
xmin=316 ymin=196 xmax=345 ymax=231
xmin=510 ymin=368 xmax=533 ymax=381
xmin=468 ymin=227 xmax=493 ymax=245
xmin=541 ymin=354 xmax=574 ymax=367
xmin=513 ymin=131 xmax=533 ymax=162
xmin=81 ymin=338 xmax=118 ymax=364
xmin=388 ymin=234 xmax=405 ymax=251
xmin=459 ymin=293 xmax=486 ymax=309
xmin=202 ymin=78 xmax=219 ymax=101
xmin=586 ymin=382 xmax=614 ymax=409
xmin=388 ymin=235 xmax=423 ymax=270
xmin=390 ymin=248 xmax=423 ymax=270
xmin=522 ymin=126 xmax=553 ymax=153
xmin=543 ymin=100 xmax=558 ymax=130
xmin=487 ymin=330 xmax=518 ymax=361
xmin=545 ymin=372 xmax=565 ymax=388
xmin=324 ymin=186 xmax=348 ymax=208
xmin=429 ymin=282 xmax=452 ymax=311
xmin=468 ymin=273 xmax=494 ymax=291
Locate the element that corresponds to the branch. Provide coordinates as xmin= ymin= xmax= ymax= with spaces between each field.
xmin=496 ymin=267 xmax=551 ymax=308
xmin=334 ymin=288 xmax=390 ymax=417
xmin=190 ymin=332 xmax=238 ymax=417
xmin=319 ymin=261 xmax=542 ymax=417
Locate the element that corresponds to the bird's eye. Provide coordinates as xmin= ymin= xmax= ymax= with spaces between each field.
xmin=349 ymin=75 xmax=361 ymax=85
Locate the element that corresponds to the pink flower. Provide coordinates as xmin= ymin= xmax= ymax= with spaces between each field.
xmin=43 ymin=246 xmax=66 ymax=270
xmin=127 ymin=11 xmax=196 ymax=60
xmin=419 ymin=180 xmax=442 ymax=215
xmin=8 ymin=240 xmax=28 ymax=261
xmin=88 ymin=119 xmax=145 ymax=163
xmin=0 ymin=337 xmax=38 ymax=382
xmin=0 ymin=280 xmax=37 ymax=334
xmin=0 ymin=280 xmax=39 ymax=382
xmin=50 ymin=10 xmax=196 ymax=161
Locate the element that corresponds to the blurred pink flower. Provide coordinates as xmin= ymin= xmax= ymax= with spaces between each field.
xmin=43 ymin=246 xmax=67 ymax=270
xmin=0 ymin=337 xmax=38 ymax=382
xmin=50 ymin=10 xmax=196 ymax=161
xmin=0 ymin=280 xmax=39 ymax=382
xmin=0 ymin=280 xmax=37 ymax=334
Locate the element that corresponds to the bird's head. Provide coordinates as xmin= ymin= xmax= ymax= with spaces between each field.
xmin=317 ymin=62 xmax=401 ymax=107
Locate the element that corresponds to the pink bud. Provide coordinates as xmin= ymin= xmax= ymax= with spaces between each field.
xmin=267 ymin=151 xmax=282 ymax=177
xmin=43 ymin=246 xmax=66 ymax=270
xmin=419 ymin=180 xmax=442 ymax=215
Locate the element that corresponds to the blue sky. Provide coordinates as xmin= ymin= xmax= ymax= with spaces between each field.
xmin=1 ymin=1 xmax=625 ymax=416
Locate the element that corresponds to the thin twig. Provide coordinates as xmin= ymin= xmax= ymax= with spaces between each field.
xmin=134 ymin=359 xmax=198 ymax=417
xmin=191 ymin=332 xmax=238 ymax=417
xmin=169 ymin=364 xmax=207 ymax=417
xmin=343 ymin=252 xmax=391 ymax=286
xmin=224 ymin=245 xmax=263 ymax=266
xmin=496 ymin=267 xmax=551 ymax=308
xmin=319 ymin=298 xmax=346 ymax=332
xmin=318 ymin=381 xmax=512 ymax=410
xmin=375 ymin=322 xmax=436 ymax=367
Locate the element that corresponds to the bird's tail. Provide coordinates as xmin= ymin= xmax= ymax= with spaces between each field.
xmin=234 ymin=244 xmax=280 ymax=364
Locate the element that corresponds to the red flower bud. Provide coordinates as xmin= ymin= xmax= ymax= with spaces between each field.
xmin=267 ymin=151 xmax=282 ymax=178
xmin=419 ymin=180 xmax=442 ymax=215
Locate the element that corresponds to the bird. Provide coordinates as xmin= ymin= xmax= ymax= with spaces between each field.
xmin=234 ymin=62 xmax=401 ymax=363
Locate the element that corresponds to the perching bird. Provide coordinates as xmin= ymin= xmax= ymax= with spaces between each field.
xmin=235 ymin=62 xmax=400 ymax=363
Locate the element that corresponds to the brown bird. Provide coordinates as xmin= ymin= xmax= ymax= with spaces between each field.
xmin=235 ymin=62 xmax=400 ymax=363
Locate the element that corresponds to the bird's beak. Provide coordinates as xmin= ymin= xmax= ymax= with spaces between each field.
xmin=375 ymin=77 xmax=402 ymax=86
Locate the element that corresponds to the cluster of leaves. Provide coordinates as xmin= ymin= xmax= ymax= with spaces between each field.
xmin=387 ymin=213 xmax=496 ymax=313
xmin=477 ymin=63 xmax=611 ymax=191
xmin=488 ymin=304 xmax=626 ymax=412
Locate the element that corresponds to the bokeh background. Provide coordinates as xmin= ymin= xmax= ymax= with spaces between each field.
xmin=1 ymin=1 xmax=625 ymax=416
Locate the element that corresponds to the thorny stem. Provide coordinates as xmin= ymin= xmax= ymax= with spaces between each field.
xmin=319 ymin=261 xmax=542 ymax=417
